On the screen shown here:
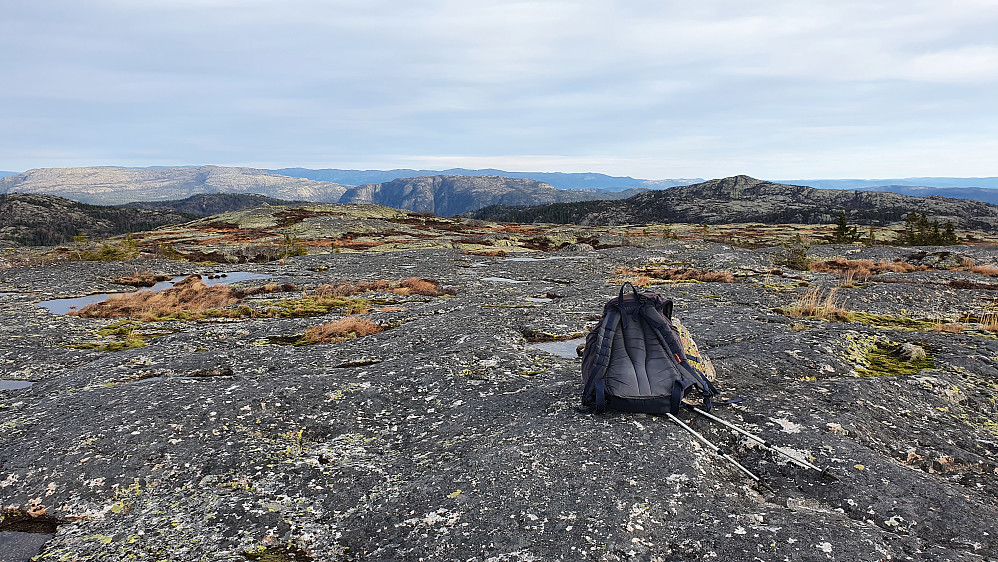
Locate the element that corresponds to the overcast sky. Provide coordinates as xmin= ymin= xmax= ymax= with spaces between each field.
xmin=3 ymin=0 xmax=997 ymax=179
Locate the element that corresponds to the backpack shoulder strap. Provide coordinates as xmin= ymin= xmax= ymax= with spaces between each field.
xmin=582 ymin=304 xmax=622 ymax=414
xmin=638 ymin=305 xmax=720 ymax=412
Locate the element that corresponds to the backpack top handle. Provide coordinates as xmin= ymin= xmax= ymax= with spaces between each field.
xmin=618 ymin=281 xmax=641 ymax=302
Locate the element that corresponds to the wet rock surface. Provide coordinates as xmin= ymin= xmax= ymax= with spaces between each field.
xmin=1 ymin=242 xmax=997 ymax=561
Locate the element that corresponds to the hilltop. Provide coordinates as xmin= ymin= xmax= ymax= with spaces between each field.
xmin=0 ymin=193 xmax=193 ymax=247
xmin=0 ymin=166 xmax=349 ymax=205
xmin=470 ymin=175 xmax=998 ymax=231
xmin=123 ymin=193 xmax=302 ymax=217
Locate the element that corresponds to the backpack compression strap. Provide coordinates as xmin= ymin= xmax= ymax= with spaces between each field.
xmin=582 ymin=304 xmax=622 ymax=414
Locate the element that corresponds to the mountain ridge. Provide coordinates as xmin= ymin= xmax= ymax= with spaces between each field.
xmin=469 ymin=175 xmax=998 ymax=231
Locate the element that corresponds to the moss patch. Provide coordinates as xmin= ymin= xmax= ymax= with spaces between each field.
xmin=66 ymin=320 xmax=173 ymax=352
xmin=843 ymin=334 xmax=934 ymax=377
xmin=244 ymin=545 xmax=312 ymax=561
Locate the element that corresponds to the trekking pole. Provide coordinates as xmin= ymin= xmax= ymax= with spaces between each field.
xmin=684 ymin=405 xmax=823 ymax=472
xmin=665 ymin=413 xmax=761 ymax=483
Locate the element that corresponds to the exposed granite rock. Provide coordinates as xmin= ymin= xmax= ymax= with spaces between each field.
xmin=1 ymin=242 xmax=996 ymax=561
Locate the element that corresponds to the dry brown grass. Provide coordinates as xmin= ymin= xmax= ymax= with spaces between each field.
xmin=314 ymin=278 xmax=453 ymax=298
xmin=114 ymin=271 xmax=172 ymax=287
xmin=302 ymin=317 xmax=385 ymax=343
xmin=74 ymin=276 xmax=240 ymax=320
xmin=971 ymin=265 xmax=998 ymax=277
xmin=932 ymin=322 xmax=965 ymax=333
xmin=982 ymin=310 xmax=998 ymax=332
xmin=784 ymin=286 xmax=849 ymax=320
xmin=810 ymin=258 xmax=918 ymax=283
xmin=72 ymin=276 xmax=295 ymax=321
xmin=614 ymin=266 xmax=734 ymax=284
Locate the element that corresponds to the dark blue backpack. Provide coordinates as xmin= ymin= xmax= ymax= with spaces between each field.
xmin=581 ymin=283 xmax=720 ymax=414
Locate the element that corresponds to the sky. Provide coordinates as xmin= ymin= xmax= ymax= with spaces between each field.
xmin=2 ymin=0 xmax=998 ymax=180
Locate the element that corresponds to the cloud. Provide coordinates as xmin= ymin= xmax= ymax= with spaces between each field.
xmin=1 ymin=0 xmax=997 ymax=177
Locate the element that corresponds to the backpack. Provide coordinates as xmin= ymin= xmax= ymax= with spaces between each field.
xmin=581 ymin=283 xmax=720 ymax=415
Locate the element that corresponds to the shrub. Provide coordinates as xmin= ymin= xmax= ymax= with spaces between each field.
xmin=302 ymin=317 xmax=384 ymax=344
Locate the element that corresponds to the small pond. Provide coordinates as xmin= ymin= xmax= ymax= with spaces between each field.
xmin=37 ymin=272 xmax=271 ymax=315
xmin=527 ymin=338 xmax=586 ymax=359
xmin=504 ymin=256 xmax=592 ymax=262
xmin=0 ymin=531 xmax=55 ymax=562
xmin=481 ymin=277 xmax=528 ymax=284
xmin=0 ymin=380 xmax=35 ymax=391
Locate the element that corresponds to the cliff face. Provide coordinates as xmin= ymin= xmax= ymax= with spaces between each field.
xmin=338 ymin=175 xmax=606 ymax=216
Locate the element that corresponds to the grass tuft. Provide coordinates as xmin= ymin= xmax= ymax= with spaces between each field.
xmin=302 ymin=317 xmax=385 ymax=344
xmin=783 ymin=286 xmax=848 ymax=321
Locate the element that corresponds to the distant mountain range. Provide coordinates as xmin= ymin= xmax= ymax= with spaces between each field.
xmin=269 ymin=167 xmax=699 ymax=192
xmin=780 ymin=177 xmax=998 ymax=189
xmin=0 ymin=166 xmax=638 ymax=215
xmin=0 ymin=166 xmax=349 ymax=205
xmin=468 ymin=175 xmax=998 ymax=231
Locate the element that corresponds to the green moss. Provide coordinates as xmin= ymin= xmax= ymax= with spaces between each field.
xmin=843 ymin=312 xmax=939 ymax=331
xmin=66 ymin=320 xmax=173 ymax=352
xmin=843 ymin=335 xmax=934 ymax=377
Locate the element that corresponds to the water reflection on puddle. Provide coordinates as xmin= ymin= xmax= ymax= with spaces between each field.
xmin=0 ymin=531 xmax=55 ymax=562
xmin=481 ymin=277 xmax=527 ymax=284
xmin=37 ymin=272 xmax=271 ymax=315
xmin=504 ymin=256 xmax=591 ymax=262
xmin=0 ymin=380 xmax=34 ymax=391
xmin=527 ymin=338 xmax=586 ymax=358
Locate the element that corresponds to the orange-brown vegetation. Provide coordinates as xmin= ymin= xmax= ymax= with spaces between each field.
xmin=810 ymin=258 xmax=920 ymax=283
xmin=72 ymin=276 xmax=296 ymax=321
xmin=74 ymin=276 xmax=241 ymax=320
xmin=315 ymin=278 xmax=454 ymax=298
xmin=114 ymin=271 xmax=172 ymax=287
xmin=971 ymin=265 xmax=998 ymax=277
xmin=302 ymin=317 xmax=385 ymax=344
xmin=466 ymin=249 xmax=509 ymax=257
xmin=614 ymin=266 xmax=735 ymax=284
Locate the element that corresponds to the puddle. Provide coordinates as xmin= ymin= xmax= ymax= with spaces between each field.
xmin=0 ymin=292 xmax=17 ymax=297
xmin=401 ymin=265 xmax=417 ymax=269
xmin=527 ymin=338 xmax=586 ymax=358
xmin=0 ymin=531 xmax=55 ymax=562
xmin=37 ymin=272 xmax=271 ymax=315
xmin=504 ymin=256 xmax=592 ymax=262
xmin=525 ymin=297 xmax=554 ymax=303
xmin=132 ymin=376 xmax=164 ymax=384
xmin=482 ymin=277 xmax=528 ymax=284
xmin=0 ymin=380 xmax=34 ymax=391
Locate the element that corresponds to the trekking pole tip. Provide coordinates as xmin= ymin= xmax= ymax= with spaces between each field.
xmin=820 ymin=467 xmax=839 ymax=482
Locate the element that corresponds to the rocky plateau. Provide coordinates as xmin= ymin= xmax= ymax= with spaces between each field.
xmin=0 ymin=205 xmax=996 ymax=561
